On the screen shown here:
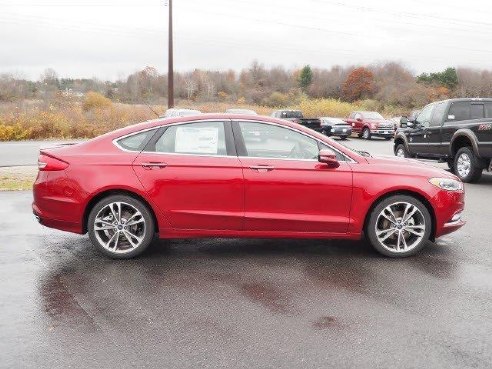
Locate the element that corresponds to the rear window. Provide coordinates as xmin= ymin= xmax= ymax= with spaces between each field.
xmin=447 ymin=102 xmax=470 ymax=122
xmin=471 ymin=104 xmax=485 ymax=120
xmin=486 ymin=103 xmax=492 ymax=118
xmin=116 ymin=129 xmax=157 ymax=151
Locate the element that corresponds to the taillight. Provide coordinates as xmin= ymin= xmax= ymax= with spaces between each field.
xmin=38 ymin=154 xmax=69 ymax=171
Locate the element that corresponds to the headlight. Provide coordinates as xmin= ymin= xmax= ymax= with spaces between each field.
xmin=429 ymin=177 xmax=463 ymax=191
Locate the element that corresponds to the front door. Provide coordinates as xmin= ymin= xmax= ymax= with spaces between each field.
xmin=233 ymin=121 xmax=353 ymax=234
xmin=408 ymin=103 xmax=435 ymax=157
xmin=133 ymin=120 xmax=244 ymax=231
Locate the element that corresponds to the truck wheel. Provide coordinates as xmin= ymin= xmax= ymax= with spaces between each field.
xmin=454 ymin=147 xmax=483 ymax=183
xmin=395 ymin=144 xmax=409 ymax=158
xmin=362 ymin=128 xmax=371 ymax=140
xmin=321 ymin=129 xmax=330 ymax=136
xmin=366 ymin=195 xmax=431 ymax=257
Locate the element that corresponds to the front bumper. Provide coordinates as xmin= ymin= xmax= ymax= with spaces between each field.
xmin=331 ymin=127 xmax=352 ymax=136
xmin=433 ymin=190 xmax=466 ymax=238
xmin=370 ymin=129 xmax=394 ymax=137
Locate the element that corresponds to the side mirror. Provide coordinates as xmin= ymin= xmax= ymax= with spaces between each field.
xmin=318 ymin=149 xmax=340 ymax=168
xmin=356 ymin=118 xmax=363 ymax=122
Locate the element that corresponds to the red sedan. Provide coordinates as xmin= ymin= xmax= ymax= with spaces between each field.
xmin=33 ymin=114 xmax=465 ymax=258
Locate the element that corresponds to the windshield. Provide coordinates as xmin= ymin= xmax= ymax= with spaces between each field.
xmin=363 ymin=112 xmax=384 ymax=120
xmin=322 ymin=118 xmax=346 ymax=125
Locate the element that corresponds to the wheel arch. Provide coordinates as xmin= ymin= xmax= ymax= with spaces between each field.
xmin=393 ymin=135 xmax=408 ymax=154
xmin=362 ymin=190 xmax=437 ymax=242
xmin=450 ymin=130 xmax=479 ymax=158
xmin=82 ymin=189 xmax=160 ymax=234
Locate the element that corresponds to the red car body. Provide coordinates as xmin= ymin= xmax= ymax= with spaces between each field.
xmin=33 ymin=114 xmax=464 ymax=245
xmin=346 ymin=111 xmax=395 ymax=139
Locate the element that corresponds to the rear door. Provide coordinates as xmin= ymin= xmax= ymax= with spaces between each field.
xmin=233 ymin=120 xmax=353 ymax=234
xmin=132 ymin=120 xmax=244 ymax=231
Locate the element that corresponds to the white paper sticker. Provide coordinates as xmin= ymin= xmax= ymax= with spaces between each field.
xmin=175 ymin=126 xmax=219 ymax=154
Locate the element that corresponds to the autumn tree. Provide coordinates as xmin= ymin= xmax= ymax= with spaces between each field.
xmin=341 ymin=67 xmax=375 ymax=101
xmin=298 ymin=65 xmax=313 ymax=91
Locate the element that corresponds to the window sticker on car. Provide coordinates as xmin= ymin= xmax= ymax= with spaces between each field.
xmin=175 ymin=126 xmax=219 ymax=154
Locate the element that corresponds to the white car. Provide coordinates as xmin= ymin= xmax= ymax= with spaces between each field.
xmin=225 ymin=108 xmax=257 ymax=115
xmin=162 ymin=108 xmax=202 ymax=118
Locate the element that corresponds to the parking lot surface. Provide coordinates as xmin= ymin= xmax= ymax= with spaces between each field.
xmin=1 ymin=138 xmax=492 ymax=368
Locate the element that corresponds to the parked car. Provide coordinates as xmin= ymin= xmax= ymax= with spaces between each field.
xmin=394 ymin=98 xmax=492 ymax=182
xmin=33 ymin=114 xmax=465 ymax=259
xmin=271 ymin=109 xmax=322 ymax=132
xmin=162 ymin=108 xmax=201 ymax=118
xmin=319 ymin=117 xmax=352 ymax=139
xmin=345 ymin=111 xmax=395 ymax=140
xmin=225 ymin=108 xmax=257 ymax=115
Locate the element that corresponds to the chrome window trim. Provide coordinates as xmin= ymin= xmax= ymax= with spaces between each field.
xmin=112 ymin=118 xmax=358 ymax=163
xmin=112 ymin=127 xmax=160 ymax=153
xmin=235 ymin=119 xmax=357 ymax=163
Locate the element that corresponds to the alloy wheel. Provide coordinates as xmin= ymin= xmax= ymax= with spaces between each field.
xmin=456 ymin=152 xmax=471 ymax=178
xmin=396 ymin=148 xmax=405 ymax=157
xmin=93 ymin=201 xmax=146 ymax=254
xmin=375 ymin=201 xmax=426 ymax=253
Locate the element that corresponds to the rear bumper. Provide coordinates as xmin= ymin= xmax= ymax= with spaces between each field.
xmin=32 ymin=170 xmax=85 ymax=234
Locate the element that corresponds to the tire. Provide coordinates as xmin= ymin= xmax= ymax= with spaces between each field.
xmin=362 ymin=127 xmax=371 ymax=140
xmin=446 ymin=159 xmax=454 ymax=171
xmin=395 ymin=143 xmax=409 ymax=158
xmin=321 ymin=129 xmax=329 ymax=136
xmin=453 ymin=147 xmax=483 ymax=183
xmin=366 ymin=195 xmax=432 ymax=257
xmin=88 ymin=194 xmax=155 ymax=259
xmin=339 ymin=136 xmax=347 ymax=140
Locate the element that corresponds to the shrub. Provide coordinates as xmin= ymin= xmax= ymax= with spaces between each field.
xmin=82 ymin=91 xmax=112 ymax=111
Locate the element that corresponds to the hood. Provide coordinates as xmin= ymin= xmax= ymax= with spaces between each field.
xmin=365 ymin=155 xmax=459 ymax=180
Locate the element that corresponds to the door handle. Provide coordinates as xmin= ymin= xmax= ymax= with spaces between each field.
xmin=141 ymin=162 xmax=167 ymax=169
xmin=249 ymin=165 xmax=274 ymax=172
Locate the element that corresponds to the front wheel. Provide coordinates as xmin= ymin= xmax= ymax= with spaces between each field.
xmin=454 ymin=147 xmax=482 ymax=183
xmin=88 ymin=195 xmax=155 ymax=259
xmin=362 ymin=128 xmax=371 ymax=140
xmin=366 ymin=195 xmax=432 ymax=257
xmin=395 ymin=143 xmax=409 ymax=158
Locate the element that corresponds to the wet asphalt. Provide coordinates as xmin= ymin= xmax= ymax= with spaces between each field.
xmin=1 ymin=138 xmax=492 ymax=368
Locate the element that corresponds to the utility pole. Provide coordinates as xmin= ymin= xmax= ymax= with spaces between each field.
xmin=167 ymin=0 xmax=174 ymax=108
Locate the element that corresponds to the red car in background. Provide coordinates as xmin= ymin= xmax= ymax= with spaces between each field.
xmin=33 ymin=114 xmax=465 ymax=259
xmin=346 ymin=111 xmax=395 ymax=140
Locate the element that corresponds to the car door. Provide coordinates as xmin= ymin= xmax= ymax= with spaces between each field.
xmin=408 ymin=103 xmax=435 ymax=156
xmin=132 ymin=120 xmax=244 ymax=231
xmin=233 ymin=120 xmax=353 ymax=234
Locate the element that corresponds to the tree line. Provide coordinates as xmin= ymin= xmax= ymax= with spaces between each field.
xmin=1 ymin=62 xmax=492 ymax=109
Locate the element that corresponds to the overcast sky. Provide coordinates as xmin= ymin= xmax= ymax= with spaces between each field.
xmin=1 ymin=0 xmax=492 ymax=80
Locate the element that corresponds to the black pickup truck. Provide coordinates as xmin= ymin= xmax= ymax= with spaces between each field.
xmin=394 ymin=98 xmax=492 ymax=182
xmin=270 ymin=110 xmax=322 ymax=132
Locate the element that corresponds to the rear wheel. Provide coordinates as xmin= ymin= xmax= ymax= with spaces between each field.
xmin=366 ymin=195 xmax=432 ymax=257
xmin=454 ymin=147 xmax=482 ymax=183
xmin=362 ymin=127 xmax=371 ymax=140
xmin=88 ymin=195 xmax=155 ymax=259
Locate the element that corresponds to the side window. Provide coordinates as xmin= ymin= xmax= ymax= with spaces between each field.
xmin=430 ymin=102 xmax=447 ymax=127
xmin=116 ymin=129 xmax=157 ymax=151
xmin=471 ymin=104 xmax=484 ymax=120
xmin=154 ymin=121 xmax=227 ymax=155
xmin=416 ymin=104 xmax=435 ymax=127
xmin=447 ymin=102 xmax=470 ymax=122
xmin=485 ymin=103 xmax=492 ymax=118
xmin=238 ymin=122 xmax=319 ymax=160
